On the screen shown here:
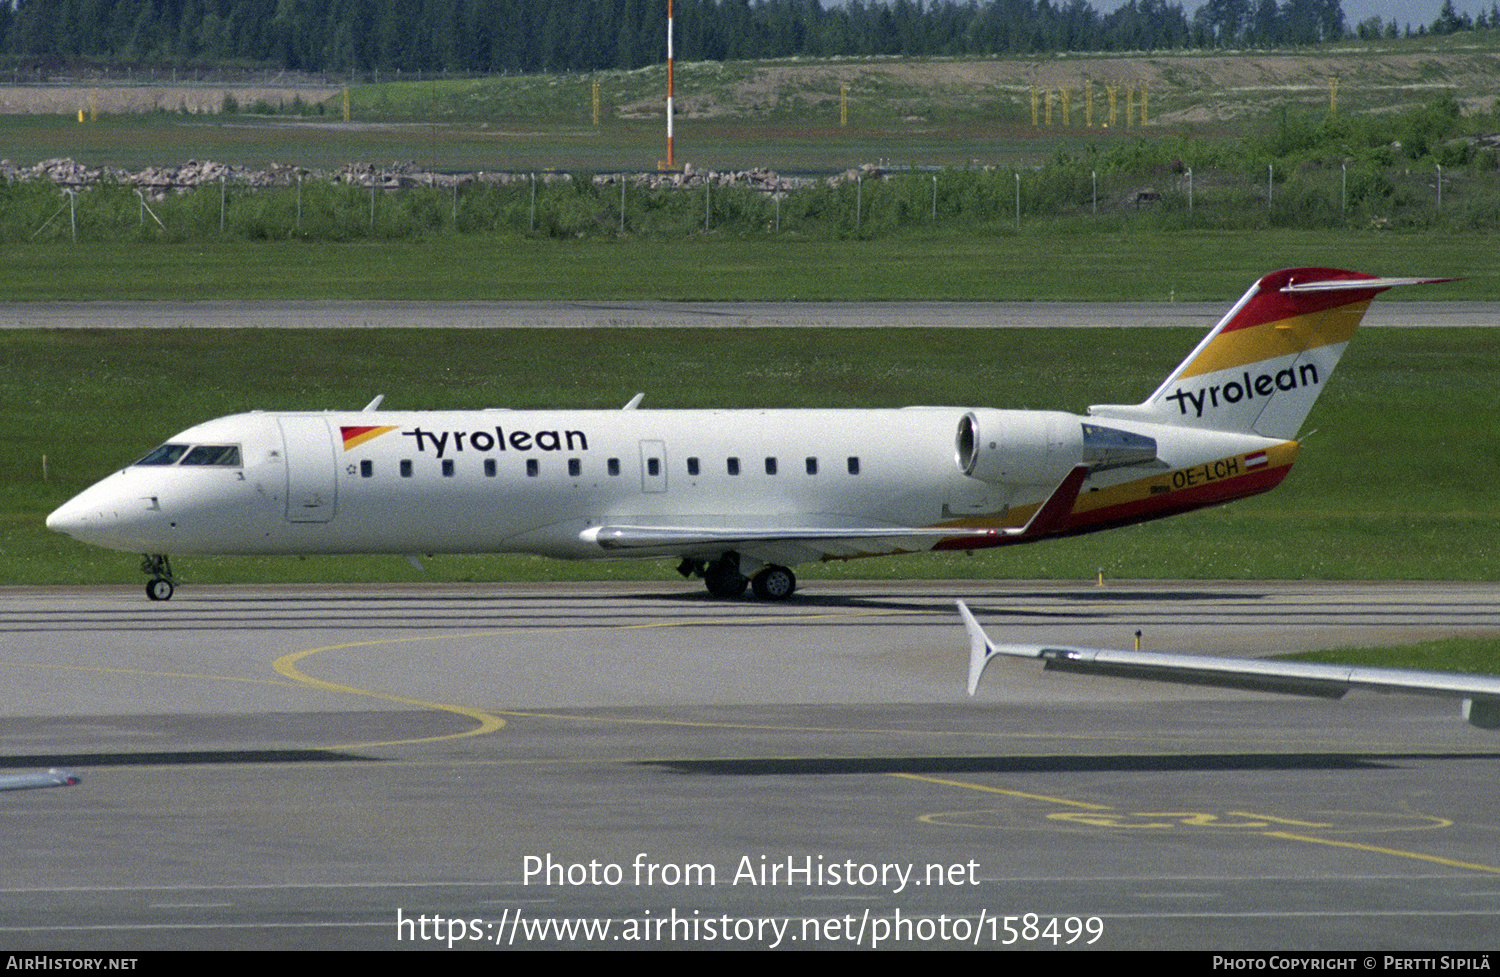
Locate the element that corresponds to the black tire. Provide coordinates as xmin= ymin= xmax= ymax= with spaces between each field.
xmin=704 ymin=568 xmax=748 ymax=599
xmin=751 ymin=565 xmax=796 ymax=601
xmin=146 ymin=578 xmax=174 ymax=601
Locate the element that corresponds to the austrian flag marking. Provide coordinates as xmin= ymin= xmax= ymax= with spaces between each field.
xmin=1245 ymin=451 xmax=1268 ymax=468
xmin=340 ymin=425 xmax=399 ymax=451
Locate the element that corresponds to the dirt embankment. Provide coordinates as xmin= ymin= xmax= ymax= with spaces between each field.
xmin=4 ymin=48 xmax=1498 ymax=122
xmin=0 ymin=83 xmax=341 ymax=115
xmin=635 ymin=50 xmax=1500 ymax=122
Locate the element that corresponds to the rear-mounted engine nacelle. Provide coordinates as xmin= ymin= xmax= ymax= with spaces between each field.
xmin=956 ymin=410 xmax=1083 ymax=486
xmin=956 ymin=411 xmax=1158 ymax=485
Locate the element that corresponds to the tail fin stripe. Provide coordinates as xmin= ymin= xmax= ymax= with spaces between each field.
xmin=1174 ymin=299 xmax=1369 ymax=381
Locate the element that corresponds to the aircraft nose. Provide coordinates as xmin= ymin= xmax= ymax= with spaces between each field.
xmin=45 ymin=485 xmax=164 ymax=550
xmin=45 ymin=498 xmax=92 ymax=537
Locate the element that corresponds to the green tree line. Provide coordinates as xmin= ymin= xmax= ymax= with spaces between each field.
xmin=0 ymin=0 xmax=1363 ymax=75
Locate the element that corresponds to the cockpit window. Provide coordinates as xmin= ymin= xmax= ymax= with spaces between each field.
xmin=134 ymin=444 xmax=190 ymax=466
xmin=132 ymin=443 xmax=242 ymax=467
xmin=180 ymin=445 xmax=242 ymax=467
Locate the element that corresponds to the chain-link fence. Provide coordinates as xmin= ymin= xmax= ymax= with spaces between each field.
xmin=5 ymin=160 xmax=1497 ymax=243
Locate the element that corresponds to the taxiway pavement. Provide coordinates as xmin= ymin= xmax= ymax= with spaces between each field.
xmin=2 ymin=580 xmax=1498 ymax=951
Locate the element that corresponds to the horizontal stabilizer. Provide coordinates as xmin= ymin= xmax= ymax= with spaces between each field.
xmin=958 ymin=600 xmax=1500 ymax=729
xmin=1280 ymin=275 xmax=1458 ymax=293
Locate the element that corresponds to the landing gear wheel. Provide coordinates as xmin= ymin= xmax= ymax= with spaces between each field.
xmin=702 ymin=553 xmax=748 ymax=599
xmin=139 ymin=554 xmax=176 ymax=601
xmin=704 ymin=566 xmax=749 ymax=599
xmin=751 ymin=565 xmax=797 ymax=601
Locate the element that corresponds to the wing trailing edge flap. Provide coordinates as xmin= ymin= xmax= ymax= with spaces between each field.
xmin=582 ymin=465 xmax=1091 ymax=557
xmin=958 ymin=601 xmax=1500 ymax=729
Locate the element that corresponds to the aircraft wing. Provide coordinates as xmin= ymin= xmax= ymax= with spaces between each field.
xmin=957 ymin=600 xmax=1500 ymax=729
xmin=0 ymin=768 xmax=81 ymax=791
xmin=584 ymin=465 xmax=1090 ymax=557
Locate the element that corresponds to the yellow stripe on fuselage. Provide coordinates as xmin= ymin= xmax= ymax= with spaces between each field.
xmin=939 ymin=441 xmax=1301 ymax=530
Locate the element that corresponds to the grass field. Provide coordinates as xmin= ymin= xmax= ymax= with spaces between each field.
xmin=1 ymin=229 xmax=1496 ymax=301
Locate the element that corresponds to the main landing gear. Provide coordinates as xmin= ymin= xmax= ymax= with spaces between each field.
xmin=140 ymin=554 xmax=176 ymax=601
xmin=678 ymin=553 xmax=797 ymax=601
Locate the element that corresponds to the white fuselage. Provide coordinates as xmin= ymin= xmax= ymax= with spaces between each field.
xmin=46 ymin=405 xmax=1284 ymax=569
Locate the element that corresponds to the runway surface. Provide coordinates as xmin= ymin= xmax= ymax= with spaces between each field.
xmin=3 ymin=579 xmax=1499 ymax=951
xmin=1 ymin=299 xmax=1492 ymax=330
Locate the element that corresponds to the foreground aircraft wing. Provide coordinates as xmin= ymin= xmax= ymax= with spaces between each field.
xmin=0 ymin=768 xmax=81 ymax=792
xmin=957 ymin=601 xmax=1500 ymax=729
xmin=584 ymin=466 xmax=1090 ymax=554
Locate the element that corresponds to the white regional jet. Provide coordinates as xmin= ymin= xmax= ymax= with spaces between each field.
xmin=47 ymin=267 xmax=1447 ymax=602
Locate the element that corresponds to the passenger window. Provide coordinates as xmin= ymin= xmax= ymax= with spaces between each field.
xmin=647 ymin=458 xmax=660 ymax=477
xmin=847 ymin=456 xmax=860 ymax=475
xmin=765 ymin=457 xmax=778 ymax=475
xmin=568 ymin=458 xmax=581 ymax=477
xmin=442 ymin=459 xmax=455 ymax=477
xmin=805 ymin=457 xmax=818 ymax=475
xmin=400 ymin=460 xmax=413 ymax=478
xmin=360 ymin=460 xmax=374 ymax=478
xmin=687 ymin=457 xmax=700 ymax=476
xmin=484 ymin=459 xmax=496 ymax=477
xmin=727 ymin=457 xmax=740 ymax=476
xmin=608 ymin=458 xmax=621 ymax=476
xmin=527 ymin=459 xmax=539 ymax=477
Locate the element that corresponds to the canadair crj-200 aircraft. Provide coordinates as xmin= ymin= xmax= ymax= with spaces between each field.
xmin=48 ymin=268 xmax=1448 ymax=602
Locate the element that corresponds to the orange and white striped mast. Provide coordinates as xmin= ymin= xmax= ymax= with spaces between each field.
xmin=665 ymin=0 xmax=676 ymax=169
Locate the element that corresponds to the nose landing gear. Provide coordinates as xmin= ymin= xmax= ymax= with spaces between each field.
xmin=140 ymin=554 xmax=176 ymax=601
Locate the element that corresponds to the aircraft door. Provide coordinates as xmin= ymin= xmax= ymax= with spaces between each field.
xmin=639 ymin=440 xmax=667 ymax=493
xmin=278 ymin=417 xmax=338 ymax=522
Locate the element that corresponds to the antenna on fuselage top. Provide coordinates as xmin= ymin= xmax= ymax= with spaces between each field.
xmin=623 ymin=393 xmax=644 ymax=410
xmin=363 ymin=395 xmax=385 ymax=411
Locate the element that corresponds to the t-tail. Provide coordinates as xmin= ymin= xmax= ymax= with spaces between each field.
xmin=1089 ymin=268 xmax=1454 ymax=439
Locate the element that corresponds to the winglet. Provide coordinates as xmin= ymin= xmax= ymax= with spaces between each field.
xmin=959 ymin=600 xmax=1001 ymax=695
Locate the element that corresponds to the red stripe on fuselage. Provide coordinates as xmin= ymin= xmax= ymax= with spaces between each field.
xmin=931 ymin=461 xmax=1292 ymax=551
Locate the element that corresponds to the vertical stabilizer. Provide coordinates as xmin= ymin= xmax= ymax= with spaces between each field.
xmin=1089 ymin=268 xmax=1449 ymax=440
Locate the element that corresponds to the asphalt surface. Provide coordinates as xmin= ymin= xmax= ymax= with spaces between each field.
xmin=2 ymin=579 xmax=1499 ymax=952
